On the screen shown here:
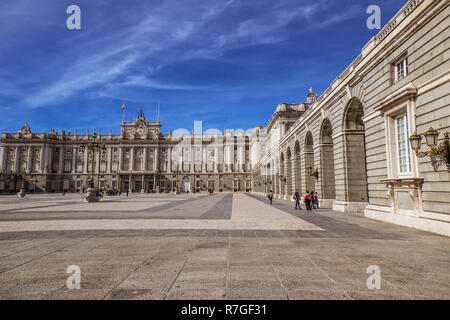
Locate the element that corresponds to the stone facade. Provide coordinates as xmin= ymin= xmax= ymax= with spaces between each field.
xmin=251 ymin=0 xmax=450 ymax=236
xmin=0 ymin=110 xmax=253 ymax=194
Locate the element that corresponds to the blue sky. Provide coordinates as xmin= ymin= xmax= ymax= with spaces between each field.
xmin=0 ymin=0 xmax=406 ymax=134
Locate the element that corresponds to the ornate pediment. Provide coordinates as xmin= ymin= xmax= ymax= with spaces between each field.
xmin=120 ymin=107 xmax=161 ymax=140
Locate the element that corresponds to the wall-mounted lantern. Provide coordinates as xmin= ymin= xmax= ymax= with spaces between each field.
xmin=306 ymin=166 xmax=318 ymax=178
xmin=409 ymin=128 xmax=449 ymax=171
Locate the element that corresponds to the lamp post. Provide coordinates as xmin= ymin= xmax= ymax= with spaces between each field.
xmin=79 ymin=132 xmax=106 ymax=202
xmin=15 ymin=169 xmax=29 ymax=198
xmin=409 ymin=128 xmax=449 ymax=171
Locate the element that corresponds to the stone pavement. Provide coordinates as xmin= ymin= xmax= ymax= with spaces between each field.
xmin=0 ymin=192 xmax=448 ymax=300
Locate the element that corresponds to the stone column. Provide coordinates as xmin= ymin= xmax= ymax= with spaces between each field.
xmin=58 ymin=147 xmax=64 ymax=173
xmin=40 ymin=146 xmax=45 ymax=173
xmin=143 ymin=147 xmax=148 ymax=171
xmin=155 ymin=146 xmax=159 ymax=172
xmin=284 ymin=160 xmax=290 ymax=198
xmin=119 ymin=147 xmax=123 ymax=171
xmin=43 ymin=146 xmax=49 ymax=173
xmin=47 ymin=147 xmax=53 ymax=173
xmin=130 ymin=146 xmax=135 ymax=171
xmin=107 ymin=147 xmax=112 ymax=174
xmin=190 ymin=145 xmax=194 ymax=173
xmin=238 ymin=144 xmax=245 ymax=172
xmin=0 ymin=145 xmax=5 ymax=172
xmin=95 ymin=150 xmax=100 ymax=173
xmin=202 ymin=147 xmax=207 ymax=172
xmin=167 ymin=147 xmax=172 ymax=173
xmin=72 ymin=147 xmax=77 ymax=174
xmin=27 ymin=147 xmax=32 ymax=172
xmin=214 ymin=146 xmax=219 ymax=173
xmin=292 ymin=155 xmax=300 ymax=194
xmin=14 ymin=146 xmax=20 ymax=171
xmin=83 ymin=146 xmax=88 ymax=173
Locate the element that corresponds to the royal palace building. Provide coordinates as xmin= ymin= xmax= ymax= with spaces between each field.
xmin=0 ymin=0 xmax=449 ymax=236
xmin=0 ymin=109 xmax=253 ymax=195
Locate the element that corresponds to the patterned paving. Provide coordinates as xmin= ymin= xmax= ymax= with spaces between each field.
xmin=0 ymin=192 xmax=448 ymax=300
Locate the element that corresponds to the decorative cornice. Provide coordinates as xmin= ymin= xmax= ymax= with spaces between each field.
xmin=375 ymin=83 xmax=417 ymax=114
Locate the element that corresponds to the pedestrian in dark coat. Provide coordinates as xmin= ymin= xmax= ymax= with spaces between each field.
xmin=294 ymin=190 xmax=302 ymax=210
xmin=267 ymin=190 xmax=273 ymax=205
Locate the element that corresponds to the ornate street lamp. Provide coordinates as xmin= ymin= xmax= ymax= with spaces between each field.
xmin=79 ymin=132 xmax=106 ymax=202
xmin=409 ymin=127 xmax=449 ymax=171
xmin=15 ymin=169 xmax=29 ymax=198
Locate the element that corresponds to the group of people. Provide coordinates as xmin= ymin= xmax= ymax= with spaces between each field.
xmin=267 ymin=190 xmax=319 ymax=211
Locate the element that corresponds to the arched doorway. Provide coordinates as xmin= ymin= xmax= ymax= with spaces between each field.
xmin=344 ymin=98 xmax=368 ymax=203
xmin=182 ymin=176 xmax=191 ymax=193
xmin=320 ymin=119 xmax=336 ymax=202
xmin=305 ymin=132 xmax=315 ymax=192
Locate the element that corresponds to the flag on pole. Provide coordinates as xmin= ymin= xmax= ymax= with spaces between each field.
xmin=121 ymin=103 xmax=126 ymax=123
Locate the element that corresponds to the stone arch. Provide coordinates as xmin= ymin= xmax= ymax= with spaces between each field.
xmin=304 ymin=131 xmax=315 ymax=193
xmin=320 ymin=118 xmax=336 ymax=201
xmin=286 ymin=147 xmax=293 ymax=197
xmin=279 ymin=152 xmax=286 ymax=196
xmin=294 ymin=140 xmax=301 ymax=194
xmin=343 ymin=98 xmax=368 ymax=204
xmin=273 ymin=157 xmax=280 ymax=196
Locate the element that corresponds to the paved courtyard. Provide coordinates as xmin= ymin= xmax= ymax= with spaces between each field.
xmin=0 ymin=192 xmax=448 ymax=300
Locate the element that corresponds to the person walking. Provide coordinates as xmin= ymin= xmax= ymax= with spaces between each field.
xmin=313 ymin=192 xmax=320 ymax=209
xmin=310 ymin=190 xmax=316 ymax=209
xmin=267 ymin=190 xmax=273 ymax=205
xmin=294 ymin=190 xmax=302 ymax=210
xmin=126 ymin=189 xmax=129 ymax=197
xmin=304 ymin=190 xmax=311 ymax=211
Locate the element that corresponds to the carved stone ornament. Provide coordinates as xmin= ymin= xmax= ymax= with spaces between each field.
xmin=18 ymin=123 xmax=31 ymax=134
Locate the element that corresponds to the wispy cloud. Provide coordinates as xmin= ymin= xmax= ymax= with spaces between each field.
xmin=0 ymin=0 xmax=405 ymax=133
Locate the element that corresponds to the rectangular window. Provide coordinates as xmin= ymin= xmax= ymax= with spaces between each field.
xmin=394 ymin=56 xmax=408 ymax=83
xmin=395 ymin=114 xmax=411 ymax=174
xmin=64 ymin=163 xmax=71 ymax=173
